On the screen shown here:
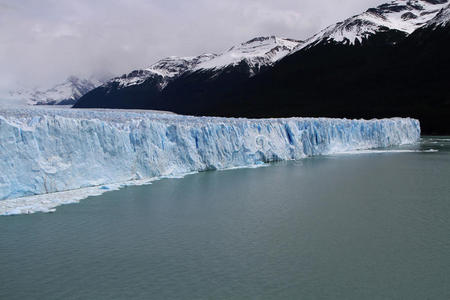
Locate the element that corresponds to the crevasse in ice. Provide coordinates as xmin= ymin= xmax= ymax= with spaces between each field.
xmin=0 ymin=107 xmax=420 ymax=202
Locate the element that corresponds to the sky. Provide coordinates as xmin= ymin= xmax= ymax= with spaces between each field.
xmin=0 ymin=0 xmax=387 ymax=91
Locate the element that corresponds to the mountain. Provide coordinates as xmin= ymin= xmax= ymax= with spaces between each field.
xmin=296 ymin=0 xmax=449 ymax=49
xmin=74 ymin=0 xmax=450 ymax=134
xmin=10 ymin=76 xmax=102 ymax=105
xmin=194 ymin=36 xmax=302 ymax=72
xmin=425 ymin=1 xmax=450 ymax=26
xmin=73 ymin=36 xmax=302 ymax=109
xmin=109 ymin=54 xmax=217 ymax=90
xmin=190 ymin=2 xmax=450 ymax=135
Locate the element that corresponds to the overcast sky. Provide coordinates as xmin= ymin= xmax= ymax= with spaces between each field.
xmin=0 ymin=0 xmax=386 ymax=91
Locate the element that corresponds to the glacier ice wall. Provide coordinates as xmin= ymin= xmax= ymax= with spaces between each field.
xmin=0 ymin=108 xmax=420 ymax=202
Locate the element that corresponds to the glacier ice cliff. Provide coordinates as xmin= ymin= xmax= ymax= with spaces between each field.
xmin=0 ymin=107 xmax=420 ymax=214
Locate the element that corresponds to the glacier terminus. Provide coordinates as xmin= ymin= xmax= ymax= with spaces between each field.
xmin=0 ymin=107 xmax=420 ymax=215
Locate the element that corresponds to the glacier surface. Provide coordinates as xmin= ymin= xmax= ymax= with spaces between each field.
xmin=0 ymin=107 xmax=420 ymax=215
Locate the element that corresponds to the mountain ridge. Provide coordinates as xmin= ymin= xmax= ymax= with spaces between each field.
xmin=100 ymin=36 xmax=302 ymax=92
xmin=294 ymin=0 xmax=449 ymax=51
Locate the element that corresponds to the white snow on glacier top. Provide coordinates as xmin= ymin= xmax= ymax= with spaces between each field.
xmin=296 ymin=0 xmax=449 ymax=49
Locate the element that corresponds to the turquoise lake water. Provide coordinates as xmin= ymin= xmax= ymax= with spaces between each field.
xmin=1 ymin=137 xmax=449 ymax=299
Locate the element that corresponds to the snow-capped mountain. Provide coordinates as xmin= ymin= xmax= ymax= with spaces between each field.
xmin=107 ymin=36 xmax=302 ymax=91
xmin=187 ymin=0 xmax=449 ymax=134
xmin=297 ymin=0 xmax=449 ymax=49
xmin=194 ymin=36 xmax=302 ymax=72
xmin=74 ymin=0 xmax=449 ymax=134
xmin=10 ymin=76 xmax=102 ymax=105
xmin=112 ymin=54 xmax=217 ymax=89
xmin=74 ymin=36 xmax=302 ymax=109
xmin=424 ymin=3 xmax=450 ymax=27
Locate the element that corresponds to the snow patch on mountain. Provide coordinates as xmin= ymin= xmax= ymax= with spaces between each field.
xmin=111 ymin=54 xmax=217 ymax=89
xmin=9 ymin=76 xmax=102 ymax=105
xmin=105 ymin=36 xmax=302 ymax=90
xmin=297 ymin=0 xmax=449 ymax=49
xmin=195 ymin=36 xmax=302 ymax=71
xmin=425 ymin=3 xmax=450 ymax=26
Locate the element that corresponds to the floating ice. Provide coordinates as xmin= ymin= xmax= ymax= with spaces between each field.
xmin=0 ymin=107 xmax=420 ymax=215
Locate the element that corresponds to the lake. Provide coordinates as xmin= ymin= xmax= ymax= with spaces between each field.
xmin=1 ymin=137 xmax=449 ymax=299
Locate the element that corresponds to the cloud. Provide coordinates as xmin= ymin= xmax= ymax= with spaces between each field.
xmin=0 ymin=0 xmax=386 ymax=91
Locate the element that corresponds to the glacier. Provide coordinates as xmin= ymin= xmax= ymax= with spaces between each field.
xmin=0 ymin=107 xmax=420 ymax=215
